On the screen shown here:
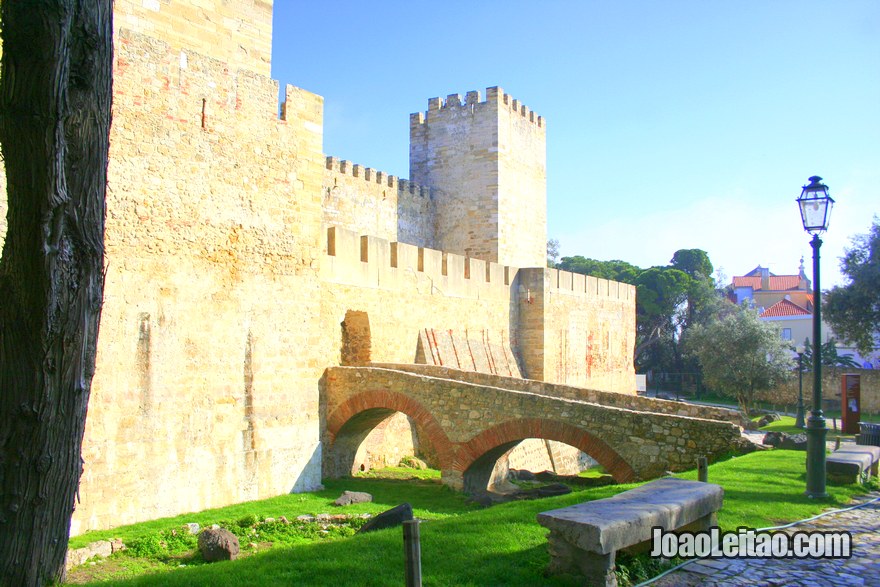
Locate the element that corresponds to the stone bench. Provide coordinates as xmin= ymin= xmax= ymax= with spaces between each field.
xmin=537 ymin=477 xmax=723 ymax=587
xmin=826 ymin=445 xmax=880 ymax=484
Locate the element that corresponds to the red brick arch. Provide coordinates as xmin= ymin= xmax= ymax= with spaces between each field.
xmin=325 ymin=390 xmax=456 ymax=471
xmin=454 ymin=417 xmax=637 ymax=483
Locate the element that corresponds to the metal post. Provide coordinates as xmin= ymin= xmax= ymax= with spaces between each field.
xmin=697 ymin=456 xmax=708 ymax=483
xmin=794 ymin=347 xmax=804 ymax=428
xmin=805 ymin=234 xmax=827 ymax=498
xmin=403 ymin=519 xmax=422 ymax=587
xmin=795 ymin=352 xmax=805 ymax=428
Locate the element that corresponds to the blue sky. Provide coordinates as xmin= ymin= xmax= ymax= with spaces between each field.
xmin=270 ymin=1 xmax=879 ymax=287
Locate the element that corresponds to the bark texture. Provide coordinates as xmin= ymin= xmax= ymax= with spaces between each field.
xmin=0 ymin=1 xmax=112 ymax=585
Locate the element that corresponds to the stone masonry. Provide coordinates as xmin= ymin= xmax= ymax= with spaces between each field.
xmin=323 ymin=366 xmax=742 ymax=492
xmin=0 ymin=1 xmax=637 ymax=534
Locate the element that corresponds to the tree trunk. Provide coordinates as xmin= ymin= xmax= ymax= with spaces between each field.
xmin=0 ymin=1 xmax=112 ymax=585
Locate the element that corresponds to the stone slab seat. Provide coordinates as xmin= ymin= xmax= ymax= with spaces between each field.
xmin=826 ymin=445 xmax=880 ymax=484
xmin=537 ymin=477 xmax=723 ymax=587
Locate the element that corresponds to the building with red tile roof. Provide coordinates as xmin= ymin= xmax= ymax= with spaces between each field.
xmin=731 ymin=260 xmax=821 ymax=346
xmin=730 ymin=262 xmax=878 ymax=368
xmin=759 ymin=298 xmax=811 ymax=318
xmin=732 ymin=262 xmax=813 ymax=312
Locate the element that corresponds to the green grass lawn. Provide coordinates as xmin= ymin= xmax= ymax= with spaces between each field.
xmin=577 ymin=465 xmax=608 ymax=478
xmin=691 ymin=393 xmax=880 ymax=423
xmin=756 ymin=415 xmax=855 ymax=438
xmin=68 ymin=451 xmax=877 ymax=587
xmin=69 ymin=475 xmax=472 ymax=550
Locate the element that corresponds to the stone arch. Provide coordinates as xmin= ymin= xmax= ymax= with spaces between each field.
xmin=340 ymin=310 xmax=371 ymax=366
xmin=324 ymin=390 xmax=455 ymax=478
xmin=454 ymin=418 xmax=636 ymax=493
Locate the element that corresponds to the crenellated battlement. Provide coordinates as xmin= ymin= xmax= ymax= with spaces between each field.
xmin=410 ymin=84 xmax=547 ymax=268
xmin=325 ymin=156 xmax=431 ymax=198
xmin=322 ymin=226 xmax=518 ymax=300
xmin=26 ymin=0 xmax=636 ymax=542
xmin=548 ymin=268 xmax=637 ymax=301
xmin=321 ymin=226 xmax=634 ymax=304
xmin=410 ymin=86 xmax=544 ymax=129
xmin=114 ymin=29 xmax=323 ymax=140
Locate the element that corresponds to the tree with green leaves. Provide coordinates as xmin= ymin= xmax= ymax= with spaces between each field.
xmin=799 ymin=338 xmax=862 ymax=373
xmin=556 ymin=255 xmax=641 ymax=284
xmin=547 ymin=238 xmax=560 ymax=268
xmin=823 ymin=219 xmax=880 ymax=357
xmin=557 ymin=250 xmax=724 ymax=373
xmin=633 ymin=266 xmax=691 ymax=362
xmin=671 ymin=248 xmax=715 ymax=327
xmin=671 ymin=248 xmax=714 ymax=281
xmin=685 ymin=303 xmax=794 ymax=415
xmin=0 ymin=1 xmax=112 ymax=584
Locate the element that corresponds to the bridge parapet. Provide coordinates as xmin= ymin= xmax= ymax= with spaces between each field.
xmin=370 ymin=363 xmax=750 ymax=428
xmin=323 ymin=366 xmax=744 ymax=491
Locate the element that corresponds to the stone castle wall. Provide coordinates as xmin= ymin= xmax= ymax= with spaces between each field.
xmin=0 ymin=6 xmax=637 ymax=534
xmin=410 ymin=88 xmax=547 ymax=268
xmin=322 ymin=157 xmax=435 ymax=249
xmin=756 ymin=369 xmax=880 ymax=415
xmin=72 ymin=30 xmax=327 ymax=534
xmin=114 ymin=0 xmax=273 ymax=76
xmin=320 ymin=227 xmax=636 ymax=391
xmin=497 ymin=93 xmax=548 ymax=269
xmin=519 ymin=268 xmax=637 ymax=390
xmin=320 ymin=226 xmax=521 ymax=368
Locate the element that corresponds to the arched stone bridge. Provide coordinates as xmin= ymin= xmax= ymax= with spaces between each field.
xmin=321 ymin=365 xmax=746 ymax=492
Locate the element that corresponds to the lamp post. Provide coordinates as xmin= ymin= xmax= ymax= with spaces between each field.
xmin=797 ymin=175 xmax=834 ymax=498
xmin=795 ymin=344 xmax=806 ymax=429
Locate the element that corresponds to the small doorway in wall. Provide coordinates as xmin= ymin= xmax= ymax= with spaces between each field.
xmin=341 ymin=310 xmax=371 ymax=366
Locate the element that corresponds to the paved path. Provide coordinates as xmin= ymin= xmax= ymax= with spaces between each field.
xmin=652 ymin=491 xmax=880 ymax=587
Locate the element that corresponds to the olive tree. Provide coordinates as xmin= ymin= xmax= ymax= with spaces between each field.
xmin=684 ymin=303 xmax=793 ymax=415
xmin=824 ymin=218 xmax=880 ymax=358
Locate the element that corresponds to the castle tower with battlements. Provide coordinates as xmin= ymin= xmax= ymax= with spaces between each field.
xmin=0 ymin=1 xmax=634 ymax=536
xmin=410 ymin=88 xmax=547 ymax=268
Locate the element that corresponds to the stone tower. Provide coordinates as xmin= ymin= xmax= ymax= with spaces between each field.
xmin=409 ymin=87 xmax=547 ymax=268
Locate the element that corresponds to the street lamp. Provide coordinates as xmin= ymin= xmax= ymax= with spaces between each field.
xmin=795 ymin=344 xmax=806 ymax=429
xmin=796 ymin=175 xmax=834 ymax=498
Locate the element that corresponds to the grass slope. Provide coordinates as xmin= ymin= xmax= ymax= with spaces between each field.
xmin=71 ymin=451 xmax=876 ymax=587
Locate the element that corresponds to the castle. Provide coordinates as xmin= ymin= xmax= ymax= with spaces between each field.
xmin=0 ymin=1 xmax=635 ymax=535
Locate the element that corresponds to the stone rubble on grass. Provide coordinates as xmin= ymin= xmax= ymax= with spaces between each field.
xmin=357 ymin=503 xmax=413 ymax=534
xmin=755 ymin=413 xmax=781 ymax=428
xmin=66 ymin=511 xmax=375 ymax=571
xmin=399 ymin=456 xmax=428 ymax=470
xmin=65 ymin=540 xmax=113 ymax=570
xmin=762 ymin=431 xmax=808 ymax=450
xmin=333 ymin=490 xmax=373 ymax=506
xmin=197 ymin=527 xmax=240 ymax=562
